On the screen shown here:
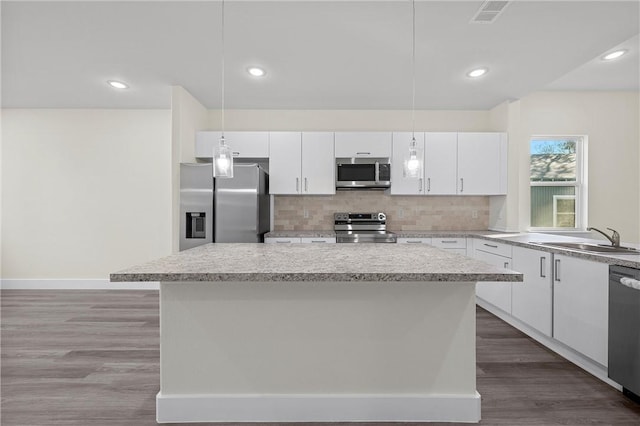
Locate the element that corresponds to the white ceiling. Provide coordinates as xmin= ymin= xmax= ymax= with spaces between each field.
xmin=2 ymin=1 xmax=638 ymax=110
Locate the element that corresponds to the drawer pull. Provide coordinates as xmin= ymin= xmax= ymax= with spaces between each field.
xmin=310 ymin=240 xmax=326 ymax=243
xmin=483 ymin=243 xmax=498 ymax=248
xmin=356 ymin=152 xmax=371 ymax=156
xmin=406 ymin=240 xmax=423 ymax=244
xmin=441 ymin=240 xmax=458 ymax=244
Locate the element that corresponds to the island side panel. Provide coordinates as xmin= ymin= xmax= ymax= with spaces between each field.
xmin=158 ymin=280 xmax=478 ymax=422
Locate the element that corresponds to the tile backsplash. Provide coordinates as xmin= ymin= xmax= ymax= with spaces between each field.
xmin=274 ymin=192 xmax=489 ymax=231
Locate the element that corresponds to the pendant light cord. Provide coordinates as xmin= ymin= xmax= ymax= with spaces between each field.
xmin=221 ymin=0 xmax=225 ymax=138
xmin=411 ymin=0 xmax=416 ymax=141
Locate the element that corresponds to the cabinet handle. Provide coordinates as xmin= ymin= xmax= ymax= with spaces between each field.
xmin=504 ymin=261 xmax=510 ymax=269
xmin=554 ymin=259 xmax=561 ymax=282
xmin=304 ymin=177 xmax=308 ymax=192
xmin=276 ymin=241 xmax=292 ymax=243
xmin=406 ymin=240 xmax=423 ymax=244
xmin=441 ymin=240 xmax=458 ymax=244
xmin=483 ymin=243 xmax=498 ymax=248
xmin=310 ymin=240 xmax=326 ymax=243
xmin=296 ymin=177 xmax=299 ymax=193
xmin=419 ymin=178 xmax=423 ymax=192
xmin=356 ymin=152 xmax=371 ymax=156
xmin=232 ymin=151 xmax=240 ymax=157
xmin=427 ymin=177 xmax=431 ymax=192
xmin=540 ymin=256 xmax=546 ymax=278
xmin=460 ymin=178 xmax=464 ymax=193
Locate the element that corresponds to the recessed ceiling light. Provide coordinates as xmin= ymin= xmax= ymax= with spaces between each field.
xmin=247 ymin=67 xmax=266 ymax=77
xmin=107 ymin=80 xmax=129 ymax=89
xmin=467 ymin=68 xmax=488 ymax=78
xmin=602 ymin=50 xmax=627 ymax=61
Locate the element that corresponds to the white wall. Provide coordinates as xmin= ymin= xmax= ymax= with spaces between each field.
xmin=1 ymin=109 xmax=172 ymax=279
xmin=497 ymin=91 xmax=640 ymax=243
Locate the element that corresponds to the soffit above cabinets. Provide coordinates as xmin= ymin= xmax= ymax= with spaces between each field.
xmin=1 ymin=1 xmax=638 ymax=110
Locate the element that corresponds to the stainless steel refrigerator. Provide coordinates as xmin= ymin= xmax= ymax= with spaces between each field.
xmin=179 ymin=163 xmax=270 ymax=251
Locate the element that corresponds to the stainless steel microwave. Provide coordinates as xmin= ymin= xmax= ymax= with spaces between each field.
xmin=336 ymin=158 xmax=391 ymax=190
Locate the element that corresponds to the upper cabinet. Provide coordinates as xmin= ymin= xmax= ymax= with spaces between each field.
xmin=391 ymin=132 xmax=425 ymax=195
xmin=269 ymin=132 xmax=335 ymax=195
xmin=195 ymin=131 xmax=269 ymax=159
xmin=457 ymin=132 xmax=507 ymax=195
xmin=425 ymin=132 xmax=458 ymax=195
xmin=391 ymin=132 xmax=506 ymax=196
xmin=335 ymin=132 xmax=392 ymax=158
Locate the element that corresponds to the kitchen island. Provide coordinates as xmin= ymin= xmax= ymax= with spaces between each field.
xmin=111 ymin=243 xmax=522 ymax=424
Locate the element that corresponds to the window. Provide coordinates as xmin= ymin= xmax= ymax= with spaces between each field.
xmin=530 ymin=137 xmax=586 ymax=230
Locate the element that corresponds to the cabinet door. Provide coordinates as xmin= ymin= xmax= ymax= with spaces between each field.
xmin=474 ymin=248 xmax=512 ymax=313
xmin=334 ymin=132 xmax=392 ymax=158
xmin=195 ymin=131 xmax=269 ymax=159
xmin=553 ymin=254 xmax=609 ymax=366
xmin=511 ymin=246 xmax=552 ymax=336
xmin=424 ymin=133 xmax=457 ymax=195
xmin=301 ymin=132 xmax=335 ymax=195
xmin=195 ymin=131 xmax=222 ymax=158
xmin=391 ymin=132 xmax=425 ymax=195
xmin=269 ymin=132 xmax=302 ymax=195
xmin=224 ymin=132 xmax=269 ymax=158
xmin=457 ymin=132 xmax=506 ymax=195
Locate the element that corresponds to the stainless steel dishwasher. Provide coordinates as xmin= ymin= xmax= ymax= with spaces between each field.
xmin=608 ymin=265 xmax=640 ymax=402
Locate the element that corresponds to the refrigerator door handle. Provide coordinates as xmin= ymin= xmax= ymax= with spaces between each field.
xmin=296 ymin=177 xmax=299 ymax=193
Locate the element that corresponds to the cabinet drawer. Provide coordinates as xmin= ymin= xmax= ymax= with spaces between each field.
xmin=475 ymin=239 xmax=512 ymax=258
xmin=264 ymin=237 xmax=301 ymax=244
xmin=397 ymin=237 xmax=432 ymax=244
xmin=431 ymin=237 xmax=466 ymax=249
xmin=300 ymin=237 xmax=336 ymax=244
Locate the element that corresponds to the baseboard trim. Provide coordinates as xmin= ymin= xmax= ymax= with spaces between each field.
xmin=476 ymin=298 xmax=621 ymax=391
xmin=156 ymin=392 xmax=482 ymax=423
xmin=0 ymin=279 xmax=159 ymax=290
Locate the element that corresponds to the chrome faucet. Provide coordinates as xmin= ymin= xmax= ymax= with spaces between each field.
xmin=587 ymin=227 xmax=620 ymax=247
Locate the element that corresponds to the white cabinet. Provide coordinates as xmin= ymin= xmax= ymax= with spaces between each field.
xmin=397 ymin=237 xmax=432 ymax=244
xmin=195 ymin=131 xmax=269 ymax=159
xmin=264 ymin=237 xmax=301 ymax=244
xmin=335 ymin=132 xmax=392 ymax=158
xmin=425 ymin=132 xmax=458 ymax=195
xmin=269 ymin=132 xmax=335 ymax=195
xmin=269 ymin=132 xmax=302 ymax=195
xmin=473 ymin=239 xmax=513 ymax=313
xmin=552 ymin=254 xmax=609 ymax=366
xmin=300 ymin=237 xmax=336 ymax=244
xmin=391 ymin=132 xmax=425 ymax=195
xmin=457 ymin=132 xmax=507 ymax=195
xmin=511 ymin=246 xmax=553 ymax=336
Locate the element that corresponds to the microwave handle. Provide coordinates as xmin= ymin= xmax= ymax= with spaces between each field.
xmin=375 ymin=161 xmax=379 ymax=182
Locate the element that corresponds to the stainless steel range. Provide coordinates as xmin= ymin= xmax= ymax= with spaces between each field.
xmin=334 ymin=212 xmax=397 ymax=243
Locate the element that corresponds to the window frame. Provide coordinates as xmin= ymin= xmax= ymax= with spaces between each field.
xmin=528 ymin=135 xmax=588 ymax=232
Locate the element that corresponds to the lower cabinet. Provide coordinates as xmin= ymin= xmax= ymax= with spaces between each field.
xmin=264 ymin=237 xmax=336 ymax=244
xmin=552 ymin=254 xmax=609 ymax=366
xmin=511 ymin=246 xmax=552 ymax=336
xmin=472 ymin=239 xmax=513 ymax=314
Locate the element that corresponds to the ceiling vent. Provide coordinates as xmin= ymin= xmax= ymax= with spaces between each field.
xmin=470 ymin=1 xmax=510 ymax=24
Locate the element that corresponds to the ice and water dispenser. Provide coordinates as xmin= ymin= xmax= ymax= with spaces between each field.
xmin=186 ymin=212 xmax=206 ymax=239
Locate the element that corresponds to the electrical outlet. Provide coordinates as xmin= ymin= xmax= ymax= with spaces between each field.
xmin=398 ymin=208 xmax=404 ymax=219
xmin=471 ymin=210 xmax=478 ymax=219
xmin=303 ymin=209 xmax=309 ymax=219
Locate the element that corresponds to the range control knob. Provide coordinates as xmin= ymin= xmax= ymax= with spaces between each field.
xmin=378 ymin=213 xmax=386 ymax=221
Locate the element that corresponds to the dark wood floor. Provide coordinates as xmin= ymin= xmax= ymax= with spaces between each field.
xmin=1 ymin=290 xmax=639 ymax=425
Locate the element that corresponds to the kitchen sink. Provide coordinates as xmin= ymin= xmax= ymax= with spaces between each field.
xmin=536 ymin=242 xmax=640 ymax=254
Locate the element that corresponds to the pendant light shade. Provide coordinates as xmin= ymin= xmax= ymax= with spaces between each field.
xmin=403 ymin=0 xmax=422 ymax=179
xmin=213 ymin=0 xmax=233 ymax=178
xmin=213 ymin=135 xmax=233 ymax=178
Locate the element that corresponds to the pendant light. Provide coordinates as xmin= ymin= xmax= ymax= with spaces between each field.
xmin=404 ymin=0 xmax=422 ymax=179
xmin=213 ymin=0 xmax=233 ymax=178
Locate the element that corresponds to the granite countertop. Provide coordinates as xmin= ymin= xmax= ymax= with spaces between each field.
xmin=265 ymin=230 xmax=640 ymax=268
xmin=110 ymin=243 xmax=523 ymax=283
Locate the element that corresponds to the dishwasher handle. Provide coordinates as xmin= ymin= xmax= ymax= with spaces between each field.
xmin=619 ymin=277 xmax=640 ymax=290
